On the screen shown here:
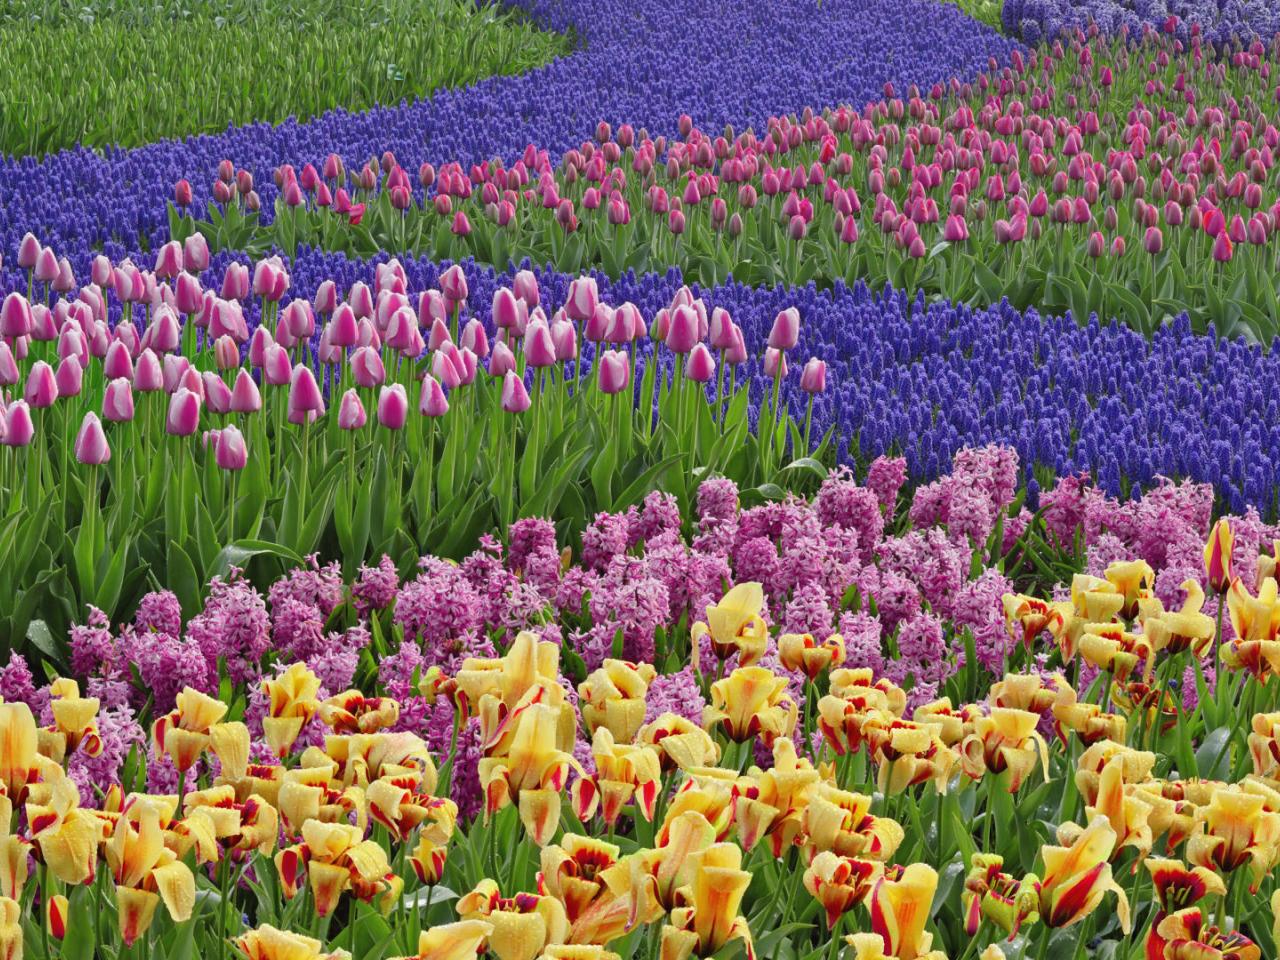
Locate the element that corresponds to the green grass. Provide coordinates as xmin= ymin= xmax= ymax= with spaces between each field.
xmin=939 ymin=0 xmax=1004 ymax=30
xmin=0 ymin=0 xmax=574 ymax=156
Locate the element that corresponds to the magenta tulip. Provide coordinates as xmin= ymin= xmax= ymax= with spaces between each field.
xmin=439 ymin=265 xmax=468 ymax=305
xmin=2 ymin=402 xmax=33 ymax=447
xmin=221 ymin=263 xmax=250 ymax=301
xmin=686 ymin=343 xmax=716 ymax=383
xmin=377 ymin=384 xmax=409 ymax=430
xmin=337 ymin=389 xmax=366 ymax=430
xmin=350 ymin=346 xmax=385 ymax=389
xmin=55 ymin=356 xmax=83 ymax=398
xmin=461 ymin=318 xmax=489 ymax=358
xmin=800 ymin=358 xmax=827 ymax=394
xmin=665 ymin=304 xmax=699 ymax=354
xmin=287 ymin=366 xmax=325 ymax=424
xmin=228 ymin=370 xmax=261 ymax=414
xmin=597 ymin=350 xmax=630 ymax=394
xmin=512 ymin=270 xmax=540 ymax=307
xmin=24 ymin=361 xmax=57 ymax=408
xmin=74 ymin=413 xmax=110 ymax=465
xmin=154 ymin=241 xmax=183 ymax=280
xmin=203 ymin=372 xmax=233 ymax=414
xmin=524 ymin=321 xmax=557 ymax=368
xmin=489 ymin=341 xmax=516 ymax=378
xmin=103 ymin=378 xmax=135 ymax=422
xmin=501 ymin=371 xmax=531 ymax=413
xmin=166 ymin=387 xmax=201 ymax=436
xmin=215 ymin=425 xmax=248 ymax=470
xmin=1 ymin=293 xmax=32 ymax=339
xmin=419 ymin=375 xmax=449 ymax=417
xmin=768 ymin=307 xmax=800 ymax=351
xmin=0 ymin=343 xmax=17 ymax=387
xmin=764 ymin=347 xmax=787 ymax=379
xmin=263 ymin=344 xmax=293 ymax=386
xmin=565 ymin=276 xmax=598 ymax=322
xmin=183 ymin=233 xmax=210 ymax=273
xmin=17 ymin=233 xmax=40 ymax=270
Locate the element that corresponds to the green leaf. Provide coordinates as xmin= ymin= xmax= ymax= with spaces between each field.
xmin=209 ymin=539 xmax=305 ymax=581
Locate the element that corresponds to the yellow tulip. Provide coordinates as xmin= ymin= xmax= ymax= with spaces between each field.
xmin=959 ymin=708 xmax=1048 ymax=792
xmin=151 ymin=687 xmax=233 ymax=774
xmin=543 ymin=948 xmax=622 ymax=960
xmin=262 ymin=663 xmax=322 ymax=757
xmin=1102 ymin=559 xmax=1154 ymax=620
xmin=0 ymin=702 xmax=39 ymax=801
xmin=961 ymin=854 xmax=1039 ymax=939
xmin=703 ymin=666 xmax=796 ymax=745
xmin=1186 ymin=784 xmax=1280 ymax=891
xmin=1204 ymin=518 xmax=1234 ymax=594
xmin=1036 ymin=816 xmax=1130 ymax=932
xmin=660 ymin=842 xmax=754 ymax=960
xmin=477 ymin=699 xmax=580 ymax=845
xmin=277 ymin=763 xmax=366 ymax=836
xmin=539 ymin=835 xmax=641 ymax=945
xmin=26 ymin=773 xmax=103 ymax=886
xmin=1138 ymin=580 xmax=1216 ymax=657
xmin=317 ymin=690 xmax=400 ymax=734
xmin=233 ymin=923 xmax=352 ymax=960
xmin=46 ymin=892 xmax=68 ymax=941
xmin=1067 ymin=753 xmax=1154 ymax=861
xmin=40 ymin=678 xmax=103 ymax=763
xmin=1156 ymin=907 xmax=1260 ymax=960
xmin=1001 ymin=593 xmax=1056 ymax=649
xmin=275 ymin=819 xmax=400 ymax=917
xmin=1250 ymin=712 xmax=1280 ymax=779
xmin=912 ymin=698 xmax=981 ymax=747
xmin=778 ymin=632 xmax=846 ymax=680
xmin=830 ymin=668 xmax=907 ymax=715
xmin=636 ymin=713 xmax=719 ymax=772
xmin=694 ymin=582 xmax=768 ymax=666
xmin=1077 ymin=623 xmax=1154 ymax=683
xmin=105 ymin=798 xmax=196 ymax=945
xmin=843 ymin=932 xmax=946 ymax=960
xmin=182 ymin=785 xmax=278 ymax=858
xmin=601 ymin=810 xmax=714 ymax=917
xmin=367 ymin=772 xmax=457 ymax=843
xmin=385 ymin=921 xmax=495 ymax=960
xmin=0 ymin=898 xmax=20 ymax=960
xmin=801 ymin=783 xmax=903 ymax=861
xmin=804 ymin=850 xmax=882 ymax=929
xmin=456 ymin=879 xmax=570 ymax=960
xmin=861 ymin=713 xmax=960 ymax=795
xmin=578 ymin=660 xmax=655 ymax=744
xmin=735 ymin=737 xmax=820 ymax=857
xmin=1050 ymin=686 xmax=1126 ymax=747
xmin=868 ymin=862 xmax=938 ymax=960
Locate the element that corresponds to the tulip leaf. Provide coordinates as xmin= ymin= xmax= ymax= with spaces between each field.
xmin=1194 ymin=725 xmax=1232 ymax=781
xmin=210 ymin=539 xmax=305 ymax=581
xmin=24 ymin=618 xmax=64 ymax=667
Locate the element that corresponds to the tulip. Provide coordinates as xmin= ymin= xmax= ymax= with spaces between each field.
xmin=221 ymin=262 xmax=250 ymax=301
xmin=73 ymin=413 xmax=110 ymax=465
xmin=1 ymin=402 xmax=33 ymax=447
xmin=457 ymin=880 xmax=569 ymax=960
xmin=55 ymin=356 xmax=83 ymax=398
xmin=657 ymin=844 xmax=755 ymax=960
xmin=0 ymin=294 xmax=32 ymax=339
xmin=666 ymin=304 xmax=699 ymax=354
xmin=513 ymin=269 xmax=540 ymax=307
xmin=106 ymin=799 xmax=196 ymax=945
xmin=350 ymin=346 xmax=385 ymax=389
xmin=501 ymin=372 xmax=531 ymax=413
xmin=800 ymin=358 xmax=827 ymax=393
xmin=1204 ymin=519 xmax=1233 ymax=593
xmin=704 ymin=666 xmax=797 ymax=746
xmin=234 ymin=923 xmax=352 ymax=960
xmin=166 ymin=388 xmax=201 ymax=436
xmin=565 ymin=277 xmax=598 ymax=322
xmin=686 ymin=343 xmax=715 ymax=382
xmin=768 ymin=307 xmax=800 ymax=351
xmin=764 ymin=347 xmax=787 ymax=379
xmin=337 ymin=390 xmax=367 ymax=430
xmin=377 ymin=385 xmax=409 ymax=430
xmin=524 ymin=321 xmax=557 ymax=368
xmin=154 ymin=240 xmax=183 ymax=280
xmin=24 ymin=361 xmax=57 ymax=408
xmin=103 ymin=379 xmax=135 ymax=423
xmin=1036 ymin=817 xmax=1129 ymax=931
xmin=597 ymin=350 xmax=630 ymax=394
xmin=1212 ymin=232 xmax=1234 ymax=262
xmin=288 ymin=367 xmax=325 ymax=424
xmin=439 ymin=265 xmax=468 ymax=306
xmin=418 ymin=376 xmax=449 ymax=417
xmin=805 ymin=852 xmax=882 ymax=931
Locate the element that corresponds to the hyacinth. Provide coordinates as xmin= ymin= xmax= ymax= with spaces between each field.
xmin=395 ymin=557 xmax=484 ymax=647
xmin=134 ymin=589 xmax=182 ymax=637
xmin=186 ymin=568 xmax=272 ymax=685
xmin=352 ymin=555 xmax=400 ymax=615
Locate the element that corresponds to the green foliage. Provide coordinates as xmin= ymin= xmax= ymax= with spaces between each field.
xmin=0 ymin=0 xmax=573 ymax=156
xmin=937 ymin=0 xmax=1004 ymax=30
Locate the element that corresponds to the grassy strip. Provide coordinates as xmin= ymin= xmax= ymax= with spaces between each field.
xmin=0 ymin=0 xmax=573 ymax=156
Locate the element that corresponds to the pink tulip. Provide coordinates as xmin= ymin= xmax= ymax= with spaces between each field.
xmin=551 ymin=319 xmax=577 ymax=361
xmin=377 ymin=384 xmax=409 ymax=430
xmin=213 ymin=335 xmax=239 ymax=371
xmin=17 ymin=233 xmax=40 ymax=270
xmin=166 ymin=387 xmax=201 ymax=436
xmin=1213 ymin=233 xmax=1234 ymax=262
xmin=337 ymin=389 xmax=367 ymax=430
xmin=314 ymin=280 xmax=338 ymax=316
xmin=686 ymin=343 xmax=715 ymax=382
xmin=513 ymin=270 xmax=540 ymax=307
xmin=253 ymin=257 xmax=290 ymax=302
xmin=103 ymin=378 xmax=135 ymax=422
xmin=489 ymin=341 xmax=516 ymax=378
xmin=439 ymin=265 xmax=468 ymax=305
xmin=2 ymin=401 xmax=33 ymax=447
xmin=34 ymin=247 xmax=58 ymax=284
xmin=0 ymin=294 xmax=32 ymax=338
xmin=183 ymin=233 xmax=210 ymax=273
xmin=432 ymin=348 xmax=463 ymax=390
xmin=428 ymin=319 xmax=452 ymax=352
xmin=221 ymin=263 xmax=250 ymax=301
xmin=287 ymin=367 xmax=325 ymax=423
xmin=764 ymin=347 xmax=787 ymax=379
xmin=348 ymin=282 xmax=375 ymax=319
xmin=456 ymin=347 xmax=478 ymax=386
xmin=524 ymin=320 xmax=557 ymax=368
xmin=174 ymin=273 xmax=203 ymax=316
xmin=24 ymin=361 xmax=57 ymax=408
xmin=585 ymin=303 xmax=613 ymax=342
xmin=203 ymin=372 xmax=233 ymax=414
xmin=263 ymin=344 xmax=293 ymax=386
xmin=215 ymin=425 xmax=248 ymax=470
xmin=350 ymin=346 xmax=385 ymax=388
xmin=162 ymin=355 xmax=191 ymax=394
xmin=229 ymin=370 xmax=262 ymax=414
xmin=0 ymin=343 xmax=17 ymax=387
xmin=800 ymin=358 xmax=827 ymax=394
xmin=55 ymin=356 xmax=83 ymax=398
xmin=597 ymin=350 xmax=630 ymax=394
xmin=419 ymin=375 xmax=449 ymax=417
xmin=768 ymin=307 xmax=800 ymax=351
xmin=492 ymin=287 xmax=522 ymax=330
xmin=133 ymin=350 xmax=164 ymax=392
xmin=665 ymin=304 xmax=699 ymax=354
xmin=154 ymin=241 xmax=183 ymax=280
xmin=54 ymin=258 xmax=75 ymax=294
xmin=249 ymin=326 xmax=275 ymax=367
xmin=178 ymin=365 xmax=203 ymax=399
xmin=501 ymin=371 xmax=531 ymax=413
xmin=461 ymin=318 xmax=490 ymax=358
xmin=74 ymin=413 xmax=110 ymax=465
xmin=330 ymin=304 xmax=359 ymax=349
xmin=565 ymin=277 xmax=599 ymax=322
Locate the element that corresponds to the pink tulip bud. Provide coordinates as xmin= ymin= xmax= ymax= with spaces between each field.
xmin=1213 ymin=232 xmax=1234 ymax=262
xmin=74 ymin=413 xmax=110 ymax=465
xmin=451 ymin=211 xmax=473 ymax=236
xmin=686 ymin=343 xmax=715 ymax=382
xmin=314 ymin=280 xmax=338 ymax=316
xmin=253 ymin=258 xmax=290 ymax=302
xmin=489 ymin=341 xmax=516 ymax=378
xmin=284 ymin=300 xmax=315 ymax=340
xmin=337 ymin=389 xmax=366 ymax=430
xmin=221 ymin=262 xmax=250 ymax=301
xmin=461 ymin=318 xmax=490 ymax=358
xmin=1087 ymin=231 xmax=1105 ymax=258
xmin=103 ymin=378 xmax=135 ymax=422
xmin=55 ymin=356 xmax=83 ymax=398
xmin=664 ymin=304 xmax=699 ymax=354
xmin=34 ymin=247 xmax=58 ymax=284
xmin=24 ymin=361 xmax=57 ymax=408
xmin=800 ymin=358 xmax=827 ymax=394
xmin=565 ymin=276 xmax=599 ymax=322
xmin=419 ymin=375 xmax=449 ymax=417
xmin=551 ymin=319 xmax=577 ymax=361
xmin=17 ymin=233 xmax=41 ymax=270
xmin=248 ymin=326 xmax=274 ymax=367
xmin=1143 ymin=226 xmax=1164 ymax=255
xmin=768 ymin=307 xmax=800 ymax=351
xmin=262 ymin=344 xmax=292 ymax=386
xmin=765 ymin=347 xmax=787 ymax=379
xmin=215 ymin=424 xmax=247 ymax=470
xmin=1 ymin=401 xmax=32 ymax=447
xmin=166 ymin=387 xmax=201 ymax=436
xmin=175 ymin=273 xmax=204 ymax=316
xmin=357 ymin=318 xmax=380 ymax=350
xmin=439 ymin=265 xmax=468 ymax=305
xmin=221 ymin=372 xmax=259 ymax=417
xmin=524 ymin=320 xmax=557 ymax=368
xmin=349 ymin=281 xmax=375 ymax=319
xmin=145 ymin=307 xmax=182 ymax=354
xmin=492 ymin=287 xmax=522 ymax=330
xmin=287 ymin=366 xmax=324 ymax=424
xmin=54 ymin=258 xmax=75 ymax=294
xmin=214 ymin=335 xmax=240 ymax=370
xmin=203 ymin=371 xmax=233 ymax=414
xmin=0 ymin=294 xmax=32 ymax=338
xmin=513 ymin=270 xmax=540 ymax=307
xmin=377 ymin=384 xmax=409 ymax=430
xmin=329 ymin=303 xmax=359 ymax=349
xmin=154 ymin=241 xmax=183 ymax=280
xmin=350 ymin=346 xmax=386 ymax=388
xmin=133 ymin=350 xmax=164 ymax=392
xmin=427 ymin=318 xmax=452 ymax=353
xmin=501 ymin=371 xmax=531 ymax=413
xmin=174 ymin=361 xmax=201 ymax=398
xmin=597 ymin=350 xmax=630 ymax=394
xmin=183 ymin=233 xmax=210 ymax=273
xmin=0 ymin=343 xmax=17 ymax=386
xmin=943 ymin=214 xmax=970 ymax=242
xmin=432 ymin=348 xmax=463 ymax=390
xmin=725 ymin=324 xmax=748 ymax=366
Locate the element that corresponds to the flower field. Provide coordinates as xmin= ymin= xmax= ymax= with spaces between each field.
xmin=2 ymin=0 xmax=1280 ymax=958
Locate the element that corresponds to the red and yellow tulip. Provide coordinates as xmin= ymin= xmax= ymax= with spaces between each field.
xmin=703 ymin=666 xmax=796 ymax=746
xmin=456 ymin=879 xmax=570 ymax=960
xmin=693 ymin=582 xmax=768 ymax=666
xmin=105 ymin=797 xmax=196 ymax=945
xmin=578 ymin=659 xmax=656 ymax=744
xmin=262 ymin=663 xmax=322 ymax=757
